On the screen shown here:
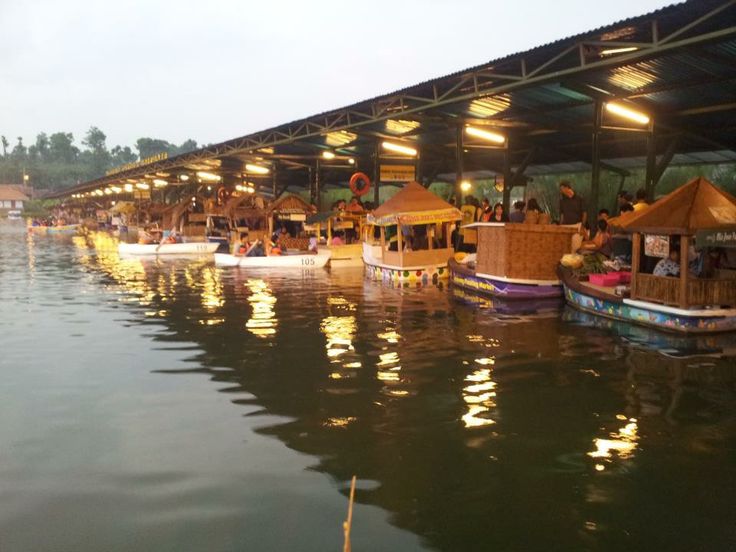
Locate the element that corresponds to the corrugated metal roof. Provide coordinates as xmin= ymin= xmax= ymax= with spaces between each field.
xmin=55 ymin=0 xmax=736 ymax=198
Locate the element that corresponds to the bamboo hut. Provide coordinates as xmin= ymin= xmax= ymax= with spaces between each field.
xmin=363 ymin=182 xmax=461 ymax=284
xmin=620 ymin=177 xmax=736 ymax=309
xmin=267 ymin=194 xmax=313 ymax=250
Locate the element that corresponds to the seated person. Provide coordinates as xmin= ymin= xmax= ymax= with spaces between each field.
xmin=331 ymin=233 xmax=345 ymax=246
xmin=138 ymin=229 xmax=156 ymax=244
xmin=246 ymin=240 xmax=266 ymax=257
xmin=162 ymin=230 xmax=180 ymax=244
xmin=345 ymin=196 xmax=364 ymax=213
xmin=653 ymin=247 xmax=681 ymax=277
xmin=508 ymin=200 xmax=526 ymax=223
xmin=578 ymin=220 xmax=612 ymax=257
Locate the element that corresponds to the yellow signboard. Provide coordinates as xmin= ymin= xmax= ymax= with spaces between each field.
xmin=380 ymin=164 xmax=415 ymax=182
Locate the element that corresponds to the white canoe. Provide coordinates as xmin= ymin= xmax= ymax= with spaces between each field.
xmin=214 ymin=250 xmax=331 ymax=268
xmin=118 ymin=242 xmax=220 ymax=256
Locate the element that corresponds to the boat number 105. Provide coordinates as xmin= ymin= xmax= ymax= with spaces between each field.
xmin=301 ymin=258 xmax=316 ymax=266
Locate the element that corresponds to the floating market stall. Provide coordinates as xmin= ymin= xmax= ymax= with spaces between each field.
xmin=560 ymin=177 xmax=736 ymax=333
xmin=305 ymin=211 xmax=365 ymax=268
xmin=363 ymin=182 xmax=461 ymax=285
xmin=214 ymin=194 xmax=327 ymax=268
xmin=450 ymin=221 xmax=578 ymax=299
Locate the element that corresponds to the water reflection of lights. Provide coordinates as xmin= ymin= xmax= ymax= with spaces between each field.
xmin=588 ymin=416 xmax=639 ymax=471
xmin=74 ymin=232 xmax=158 ymax=307
xmin=323 ymin=416 xmax=357 ymax=428
xmin=321 ymin=296 xmax=361 ymax=379
xmin=321 ymin=316 xmax=357 ymax=359
xmin=199 ymin=266 xmax=224 ymax=312
xmin=462 ymin=365 xmax=497 ymax=428
xmin=26 ymin=231 xmax=36 ymax=277
xmin=245 ymin=279 xmax=277 ymax=338
xmin=375 ymin=326 xmax=407 ymax=394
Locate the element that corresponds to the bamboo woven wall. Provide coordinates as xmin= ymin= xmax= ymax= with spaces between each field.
xmin=634 ymin=274 xmax=736 ymax=307
xmin=687 ymin=279 xmax=736 ymax=306
xmin=477 ymin=224 xmax=576 ymax=280
xmin=634 ymin=274 xmax=679 ymax=305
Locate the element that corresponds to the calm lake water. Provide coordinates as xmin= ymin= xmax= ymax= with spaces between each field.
xmin=2 ymin=220 xmax=736 ymax=551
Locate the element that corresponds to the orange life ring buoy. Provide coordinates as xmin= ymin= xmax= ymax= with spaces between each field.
xmin=349 ymin=172 xmax=371 ymax=197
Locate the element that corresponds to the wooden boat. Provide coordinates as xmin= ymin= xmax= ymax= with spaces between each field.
xmin=449 ymin=222 xmax=578 ymax=299
xmin=560 ymin=177 xmax=736 ymax=334
xmin=305 ymin=211 xmax=365 ymax=268
xmin=214 ymin=249 xmax=331 ymax=268
xmin=362 ymin=182 xmax=461 ymax=285
xmin=29 ymin=223 xmax=80 ymax=235
xmin=559 ymin=265 xmax=736 ymax=333
xmin=118 ymin=241 xmax=219 ymax=256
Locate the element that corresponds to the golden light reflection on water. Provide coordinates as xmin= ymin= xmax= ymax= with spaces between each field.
xmin=199 ymin=266 xmax=224 ymax=312
xmin=462 ymin=364 xmax=497 ymax=428
xmin=376 ymin=326 xmax=406 ymax=395
xmin=75 ymin=232 xmax=158 ymax=307
xmin=245 ymin=279 xmax=277 ymax=338
xmin=26 ymin=231 xmax=36 ymax=278
xmin=321 ymin=296 xmax=361 ymax=381
xmin=588 ymin=416 xmax=639 ymax=471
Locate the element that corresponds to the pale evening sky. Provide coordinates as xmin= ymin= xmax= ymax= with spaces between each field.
xmin=1 ymin=0 xmax=676 ymax=151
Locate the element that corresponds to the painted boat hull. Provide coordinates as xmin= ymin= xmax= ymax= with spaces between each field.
xmin=559 ymin=266 xmax=736 ymax=334
xmin=451 ymin=285 xmax=564 ymax=314
xmin=362 ymin=243 xmax=448 ymax=285
xmin=214 ymin=250 xmax=331 ymax=268
xmin=448 ymin=258 xmax=562 ymax=299
xmin=118 ymin=242 xmax=220 ymax=256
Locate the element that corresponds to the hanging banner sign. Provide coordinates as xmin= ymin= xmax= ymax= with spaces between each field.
xmin=380 ymin=164 xmax=415 ymax=182
xmin=695 ymin=228 xmax=736 ymax=248
xmin=644 ymin=234 xmax=670 ymax=258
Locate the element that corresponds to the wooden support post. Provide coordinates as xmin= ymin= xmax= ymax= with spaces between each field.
xmin=502 ymin=141 xmax=512 ymax=213
xmin=397 ymin=224 xmax=404 ymax=264
xmin=644 ymin=120 xmax=656 ymax=202
xmin=679 ymin=235 xmax=690 ymax=309
xmin=631 ymin=232 xmax=641 ymax=298
xmin=373 ymin=142 xmax=381 ymax=206
xmin=315 ymin=159 xmax=322 ymax=211
xmin=380 ymin=226 xmax=385 ymax=262
xmin=590 ymin=100 xmax=603 ymax=226
xmin=455 ymin=125 xmax=464 ymax=204
xmin=272 ymin=162 xmax=277 ymax=198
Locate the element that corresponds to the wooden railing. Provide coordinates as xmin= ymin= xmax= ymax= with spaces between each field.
xmin=633 ymin=273 xmax=736 ymax=307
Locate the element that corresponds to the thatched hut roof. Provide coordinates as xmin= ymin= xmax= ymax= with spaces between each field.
xmin=368 ymin=182 xmax=461 ymax=226
xmin=268 ymin=194 xmax=311 ymax=214
xmin=618 ymin=177 xmax=736 ymax=235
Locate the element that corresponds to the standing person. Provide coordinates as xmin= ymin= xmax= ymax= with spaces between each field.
xmin=491 ymin=203 xmax=507 ymax=222
xmin=559 ymin=181 xmax=587 ymax=225
xmin=479 ymin=198 xmax=493 ymax=222
xmin=616 ymin=191 xmax=633 ymax=215
xmin=633 ymin=188 xmax=649 ymax=212
xmin=508 ymin=200 xmax=526 ymax=223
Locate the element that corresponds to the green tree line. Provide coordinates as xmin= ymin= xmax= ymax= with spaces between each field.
xmin=0 ymin=127 xmax=199 ymax=191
